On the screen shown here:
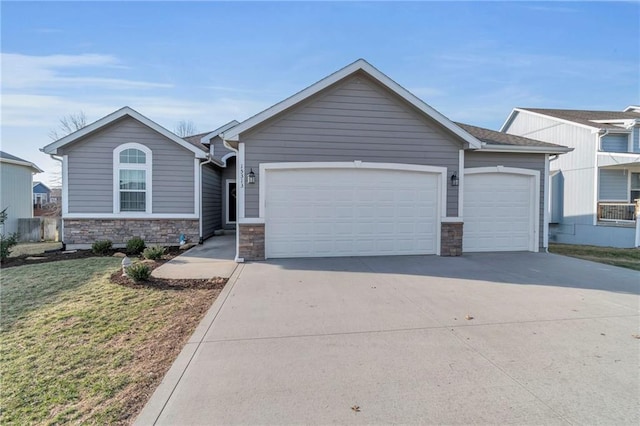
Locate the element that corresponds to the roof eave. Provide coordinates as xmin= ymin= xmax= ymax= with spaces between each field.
xmin=222 ymin=59 xmax=482 ymax=149
xmin=478 ymin=144 xmax=573 ymax=154
xmin=0 ymin=158 xmax=43 ymax=173
xmin=41 ymin=107 xmax=207 ymax=159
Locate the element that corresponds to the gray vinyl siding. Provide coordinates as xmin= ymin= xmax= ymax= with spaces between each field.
xmin=242 ymin=72 xmax=462 ymax=218
xmin=465 ymin=151 xmax=546 ymax=249
xmin=598 ymin=169 xmax=628 ymax=201
xmin=0 ymin=162 xmax=34 ymax=234
xmin=201 ymin=164 xmax=222 ymax=238
xmin=600 ymin=133 xmax=630 ymax=152
xmin=633 ymin=127 xmax=640 ymax=152
xmin=505 ymin=111 xmax=597 ymax=226
xmin=221 ymin=157 xmax=236 ymax=229
xmin=60 ymin=117 xmax=196 ymax=214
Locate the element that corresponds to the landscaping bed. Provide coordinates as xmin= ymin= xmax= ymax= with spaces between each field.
xmin=1 ymin=251 xmax=227 ymax=424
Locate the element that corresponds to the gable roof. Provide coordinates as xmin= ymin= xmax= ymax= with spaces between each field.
xmin=455 ymin=122 xmax=572 ymax=154
xmin=183 ymin=132 xmax=211 ymax=152
xmin=33 ymin=181 xmax=51 ymax=192
xmin=221 ymin=59 xmax=482 ymax=149
xmin=0 ymin=151 xmax=43 ymax=173
xmin=503 ymin=107 xmax=640 ymax=131
xmin=41 ymin=106 xmax=207 ymax=158
xmin=200 ymin=120 xmax=240 ymax=145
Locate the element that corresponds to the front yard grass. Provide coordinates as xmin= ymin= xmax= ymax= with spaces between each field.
xmin=1 ymin=257 xmax=219 ymax=424
xmin=549 ymin=243 xmax=640 ymax=271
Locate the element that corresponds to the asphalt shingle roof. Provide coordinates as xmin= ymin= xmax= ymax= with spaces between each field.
xmin=182 ymin=132 xmax=210 ymax=152
xmin=519 ymin=108 xmax=640 ymax=130
xmin=0 ymin=151 xmax=31 ymax=163
xmin=455 ymin=122 xmax=567 ymax=148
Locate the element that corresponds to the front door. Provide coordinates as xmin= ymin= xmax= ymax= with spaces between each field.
xmin=227 ymin=180 xmax=237 ymax=224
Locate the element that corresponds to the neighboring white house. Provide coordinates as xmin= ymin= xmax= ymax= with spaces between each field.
xmin=502 ymin=107 xmax=640 ymax=248
xmin=0 ymin=151 xmax=43 ymax=234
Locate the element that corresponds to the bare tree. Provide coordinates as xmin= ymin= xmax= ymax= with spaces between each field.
xmin=48 ymin=111 xmax=87 ymax=141
xmin=174 ymin=120 xmax=198 ymax=137
xmin=46 ymin=112 xmax=88 ymax=215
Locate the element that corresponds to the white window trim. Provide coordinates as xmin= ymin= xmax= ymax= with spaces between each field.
xmin=113 ymin=143 xmax=153 ymax=214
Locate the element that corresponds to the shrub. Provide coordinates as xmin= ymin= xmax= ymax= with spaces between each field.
xmin=0 ymin=208 xmax=18 ymax=261
xmin=126 ymin=262 xmax=151 ymax=282
xmin=91 ymin=240 xmax=112 ymax=255
xmin=126 ymin=237 xmax=145 ymax=255
xmin=143 ymin=245 xmax=166 ymax=260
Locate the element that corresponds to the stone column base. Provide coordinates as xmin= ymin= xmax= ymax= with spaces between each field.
xmin=441 ymin=222 xmax=463 ymax=256
xmin=239 ymin=223 xmax=265 ymax=261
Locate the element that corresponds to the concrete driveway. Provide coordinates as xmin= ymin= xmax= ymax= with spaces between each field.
xmin=137 ymin=253 xmax=639 ymax=425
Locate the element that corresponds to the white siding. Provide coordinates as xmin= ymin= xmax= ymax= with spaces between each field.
xmin=505 ymin=111 xmax=597 ymax=226
xmin=0 ymin=162 xmax=34 ymax=234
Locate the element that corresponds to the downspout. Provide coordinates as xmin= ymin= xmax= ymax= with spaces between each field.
xmin=198 ymin=153 xmax=215 ymax=244
xmin=221 ymin=136 xmax=241 ymax=262
xmin=47 ymin=154 xmax=65 ymax=250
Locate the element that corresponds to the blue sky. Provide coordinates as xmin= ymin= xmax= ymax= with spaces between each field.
xmin=2 ymin=1 xmax=639 ymax=185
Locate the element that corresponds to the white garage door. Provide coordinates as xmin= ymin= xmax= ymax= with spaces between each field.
xmin=265 ymin=167 xmax=440 ymax=258
xmin=463 ymin=171 xmax=537 ymax=252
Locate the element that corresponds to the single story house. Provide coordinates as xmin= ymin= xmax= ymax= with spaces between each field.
xmin=42 ymin=59 xmax=570 ymax=260
xmin=1 ymin=151 xmax=43 ymax=235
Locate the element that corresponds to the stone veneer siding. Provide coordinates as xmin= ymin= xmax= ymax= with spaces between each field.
xmin=63 ymin=219 xmax=199 ymax=245
xmin=239 ymin=223 xmax=265 ymax=261
xmin=440 ymin=222 xmax=463 ymax=256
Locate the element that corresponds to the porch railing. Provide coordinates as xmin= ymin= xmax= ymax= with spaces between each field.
xmin=597 ymin=202 xmax=639 ymax=222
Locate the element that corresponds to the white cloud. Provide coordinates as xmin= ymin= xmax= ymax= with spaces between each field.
xmin=1 ymin=52 xmax=172 ymax=90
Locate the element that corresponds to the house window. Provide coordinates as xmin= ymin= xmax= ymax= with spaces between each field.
xmin=631 ymin=173 xmax=640 ymax=202
xmin=114 ymin=143 xmax=152 ymax=214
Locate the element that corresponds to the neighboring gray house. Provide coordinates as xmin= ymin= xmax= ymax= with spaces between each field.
xmin=502 ymin=107 xmax=640 ymax=248
xmin=42 ymin=59 xmax=570 ymax=258
xmin=0 ymin=151 xmax=43 ymax=234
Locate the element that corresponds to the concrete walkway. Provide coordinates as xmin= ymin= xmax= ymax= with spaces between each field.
xmin=137 ymin=253 xmax=639 ymax=425
xmin=151 ymin=233 xmax=237 ymax=279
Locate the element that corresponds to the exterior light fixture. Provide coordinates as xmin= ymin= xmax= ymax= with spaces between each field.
xmin=450 ymin=172 xmax=459 ymax=187
xmin=247 ymin=168 xmax=256 ymax=184
xmin=121 ymin=256 xmax=132 ymax=276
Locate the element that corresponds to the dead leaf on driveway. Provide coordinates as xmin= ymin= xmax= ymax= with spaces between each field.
xmin=465 ymin=315 xmax=474 ymax=320
xmin=351 ymin=405 xmax=361 ymax=412
xmin=632 ymin=334 xmax=640 ymax=339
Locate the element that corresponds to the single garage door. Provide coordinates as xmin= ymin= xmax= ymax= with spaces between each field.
xmin=463 ymin=170 xmax=538 ymax=252
xmin=265 ymin=167 xmax=440 ymax=258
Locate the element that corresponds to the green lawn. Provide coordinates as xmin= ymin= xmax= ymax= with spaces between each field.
xmin=1 ymin=257 xmax=217 ymax=424
xmin=549 ymin=243 xmax=640 ymax=271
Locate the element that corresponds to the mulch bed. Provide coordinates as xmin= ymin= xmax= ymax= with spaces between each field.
xmin=2 ymin=245 xmax=229 ymax=291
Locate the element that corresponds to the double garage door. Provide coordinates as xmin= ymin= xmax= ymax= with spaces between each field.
xmin=262 ymin=166 xmax=538 ymax=258
xmin=265 ymin=167 xmax=440 ymax=258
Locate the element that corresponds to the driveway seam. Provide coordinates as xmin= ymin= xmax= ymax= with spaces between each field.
xmin=200 ymin=313 xmax=638 ymax=344
xmin=149 ymin=263 xmax=245 ymax=425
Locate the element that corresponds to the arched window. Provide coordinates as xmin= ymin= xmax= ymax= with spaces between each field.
xmin=113 ymin=143 xmax=152 ymax=214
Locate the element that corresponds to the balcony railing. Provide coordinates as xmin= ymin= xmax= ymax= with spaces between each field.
xmin=597 ymin=202 xmax=639 ymax=222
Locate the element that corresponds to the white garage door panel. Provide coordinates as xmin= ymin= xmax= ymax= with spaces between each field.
xmin=464 ymin=173 xmax=534 ymax=252
xmin=266 ymin=168 xmax=439 ymax=258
